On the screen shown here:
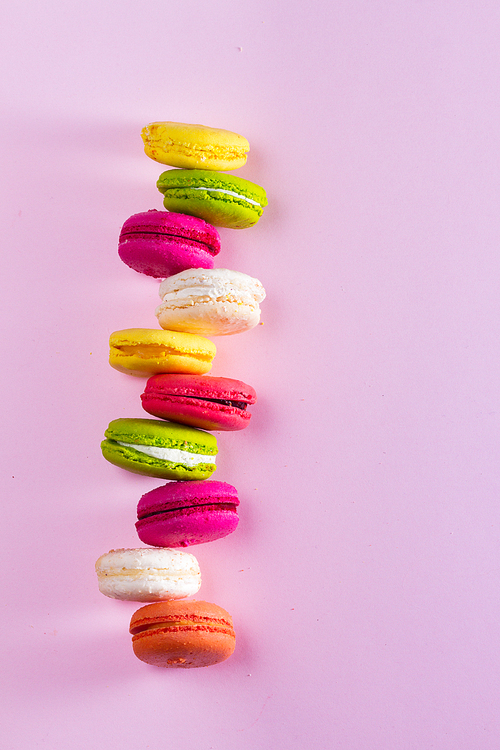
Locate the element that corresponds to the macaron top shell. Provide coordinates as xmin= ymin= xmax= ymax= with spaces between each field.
xmin=141 ymin=373 xmax=257 ymax=430
xmin=155 ymin=268 xmax=266 ymax=336
xmin=141 ymin=121 xmax=249 ymax=170
xmin=137 ymin=480 xmax=239 ymax=517
xmin=130 ymin=599 xmax=235 ymax=635
xmin=109 ymin=328 xmax=216 ymax=376
xmin=157 ymin=169 xmax=267 ymax=229
xmin=130 ymin=599 xmax=236 ymax=668
xmin=118 ymin=210 xmax=221 ymax=278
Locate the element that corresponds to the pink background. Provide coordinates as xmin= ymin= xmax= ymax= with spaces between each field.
xmin=2 ymin=1 xmax=500 ymax=748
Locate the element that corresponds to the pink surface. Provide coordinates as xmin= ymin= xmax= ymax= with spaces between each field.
xmin=2 ymin=2 xmax=500 ymax=748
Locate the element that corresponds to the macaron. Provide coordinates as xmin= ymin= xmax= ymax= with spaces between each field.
xmin=136 ymin=481 xmax=239 ymax=547
xmin=109 ymin=328 xmax=216 ymax=377
xmin=95 ymin=547 xmax=201 ymax=602
xmin=141 ymin=121 xmax=249 ymax=171
xmin=141 ymin=374 xmax=257 ymax=431
xmin=156 ymin=169 xmax=267 ymax=229
xmin=118 ymin=210 xmax=221 ymax=278
xmin=101 ymin=418 xmax=218 ymax=480
xmin=155 ymin=268 xmax=266 ymax=336
xmin=130 ymin=600 xmax=236 ymax=668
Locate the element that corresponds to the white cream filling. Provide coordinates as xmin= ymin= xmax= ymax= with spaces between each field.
xmin=191 ymin=187 xmax=260 ymax=206
xmin=117 ymin=441 xmax=216 ymax=465
xmin=158 ymin=286 xmax=259 ymax=307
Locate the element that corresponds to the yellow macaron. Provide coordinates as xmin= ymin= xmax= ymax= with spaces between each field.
xmin=109 ymin=328 xmax=216 ymax=376
xmin=141 ymin=121 xmax=250 ymax=170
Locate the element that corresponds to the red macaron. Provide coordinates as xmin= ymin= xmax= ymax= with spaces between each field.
xmin=140 ymin=373 xmax=257 ymax=431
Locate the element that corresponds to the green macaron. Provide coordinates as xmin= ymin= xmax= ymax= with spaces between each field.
xmin=101 ymin=418 xmax=218 ymax=480
xmin=156 ymin=169 xmax=267 ymax=229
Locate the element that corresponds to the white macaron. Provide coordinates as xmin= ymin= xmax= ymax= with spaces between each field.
xmin=95 ymin=547 xmax=201 ymax=602
xmin=155 ymin=268 xmax=265 ymax=336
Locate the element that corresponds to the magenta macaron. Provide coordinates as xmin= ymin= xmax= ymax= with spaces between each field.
xmin=118 ymin=209 xmax=221 ymax=278
xmin=136 ymin=481 xmax=239 ymax=547
xmin=140 ymin=373 xmax=257 ymax=431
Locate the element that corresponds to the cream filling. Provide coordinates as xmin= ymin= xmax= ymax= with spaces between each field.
xmin=158 ymin=288 xmax=259 ymax=308
xmin=117 ymin=441 xmax=216 ymax=465
xmin=98 ymin=569 xmax=195 ymax=579
xmin=191 ymin=187 xmax=260 ymax=206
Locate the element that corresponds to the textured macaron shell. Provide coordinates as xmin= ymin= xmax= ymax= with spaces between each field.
xmin=141 ymin=373 xmax=257 ymax=430
xmin=141 ymin=122 xmax=249 ymax=171
xmin=109 ymin=328 xmax=216 ymax=376
xmin=95 ymin=547 xmax=201 ymax=602
xmin=155 ymin=268 xmax=266 ymax=336
xmin=156 ymin=169 xmax=267 ymax=229
xmin=130 ymin=600 xmax=236 ymax=668
xmin=136 ymin=480 xmax=239 ymax=547
xmin=101 ymin=418 xmax=218 ymax=480
xmin=118 ymin=210 xmax=221 ymax=278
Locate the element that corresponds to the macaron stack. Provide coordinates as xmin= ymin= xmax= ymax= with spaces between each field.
xmin=96 ymin=122 xmax=267 ymax=668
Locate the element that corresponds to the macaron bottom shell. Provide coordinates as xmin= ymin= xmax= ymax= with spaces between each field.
xmin=161 ymin=192 xmax=261 ymax=229
xmin=155 ymin=299 xmax=261 ymax=336
xmin=132 ymin=628 xmax=235 ymax=668
xmin=141 ymin=393 xmax=252 ymax=431
xmin=136 ymin=503 xmax=239 ymax=547
xmin=118 ymin=233 xmax=216 ymax=278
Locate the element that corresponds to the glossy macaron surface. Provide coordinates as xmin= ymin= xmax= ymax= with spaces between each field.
xmin=101 ymin=417 xmax=218 ymax=480
xmin=141 ymin=121 xmax=249 ymax=171
xmin=156 ymin=169 xmax=267 ymax=229
xmin=118 ymin=210 xmax=221 ymax=278
xmin=136 ymin=480 xmax=239 ymax=547
xmin=141 ymin=373 xmax=256 ymax=430
xmin=130 ymin=600 xmax=236 ymax=668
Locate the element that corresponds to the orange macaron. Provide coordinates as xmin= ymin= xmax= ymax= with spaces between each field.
xmin=129 ymin=600 xmax=236 ymax=668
